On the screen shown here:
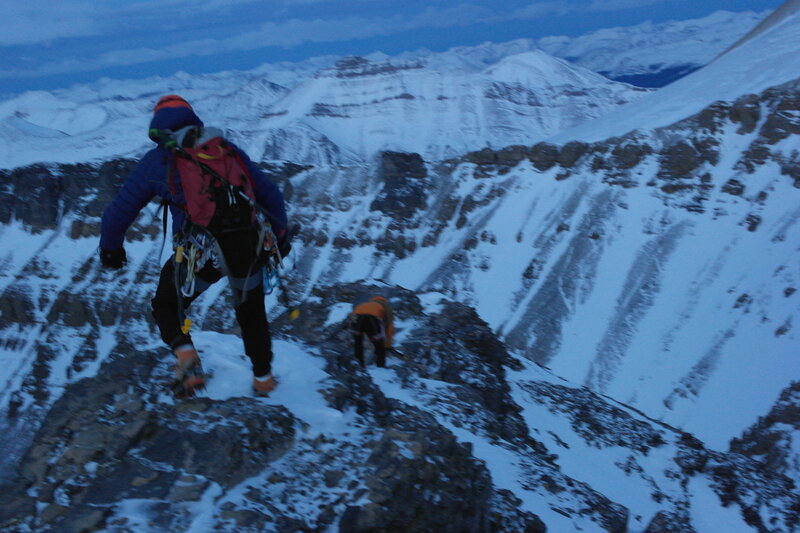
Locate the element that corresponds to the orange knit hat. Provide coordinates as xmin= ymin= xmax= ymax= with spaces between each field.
xmin=153 ymin=94 xmax=193 ymax=114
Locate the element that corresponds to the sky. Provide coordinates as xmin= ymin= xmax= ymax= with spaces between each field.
xmin=0 ymin=0 xmax=784 ymax=96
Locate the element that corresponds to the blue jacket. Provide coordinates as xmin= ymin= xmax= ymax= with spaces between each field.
xmin=100 ymin=106 xmax=288 ymax=251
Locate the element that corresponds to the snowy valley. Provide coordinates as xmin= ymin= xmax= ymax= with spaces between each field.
xmin=0 ymin=4 xmax=799 ymax=533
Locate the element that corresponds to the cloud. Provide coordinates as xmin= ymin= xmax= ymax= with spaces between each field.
xmin=0 ymin=2 xmax=506 ymax=79
xmin=0 ymin=0 xmax=275 ymax=46
xmin=402 ymin=4 xmax=498 ymax=29
xmin=0 ymin=15 xmax=395 ymax=80
xmin=0 ymin=0 xmax=696 ymax=84
xmin=511 ymin=0 xmax=673 ymax=19
xmin=587 ymin=0 xmax=671 ymax=11
xmin=512 ymin=1 xmax=574 ymax=19
xmin=0 ymin=1 xmax=105 ymax=45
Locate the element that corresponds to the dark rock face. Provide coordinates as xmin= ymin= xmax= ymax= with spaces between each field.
xmin=258 ymin=161 xmax=313 ymax=203
xmin=496 ymin=145 xmax=531 ymax=167
xmin=558 ymin=141 xmax=590 ymax=169
xmin=521 ymin=382 xmax=666 ymax=453
xmin=736 ymin=83 xmax=800 ymax=186
xmin=730 ymin=381 xmax=800 ymax=482
xmin=528 ymin=143 xmax=560 ymax=172
xmin=673 ymin=442 xmax=800 ymax=533
xmin=0 ymin=286 xmax=36 ymax=327
xmin=370 ymin=151 xmax=429 ymax=220
xmin=721 ymin=178 xmax=745 ymax=196
xmin=657 ymin=141 xmax=706 ymax=180
xmin=611 ymin=142 xmax=653 ymax=170
xmin=760 ymin=89 xmax=800 ymax=145
xmin=465 ymin=147 xmax=502 ymax=166
xmin=0 ymin=347 xmax=296 ymax=532
xmin=400 ymin=301 xmax=537 ymax=449
xmin=0 ymin=158 xmax=136 ymax=230
xmin=644 ymin=510 xmax=695 ymax=533
xmin=330 ymin=56 xmax=424 ymax=79
xmin=2 ymin=165 xmax=63 ymax=230
xmin=730 ymin=94 xmax=761 ymax=135
xmin=339 ymin=420 xmax=493 ymax=533
xmin=379 ymin=150 xmax=427 ymax=180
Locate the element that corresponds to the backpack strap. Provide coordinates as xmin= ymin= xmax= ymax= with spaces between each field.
xmin=166 ymin=157 xmax=181 ymax=207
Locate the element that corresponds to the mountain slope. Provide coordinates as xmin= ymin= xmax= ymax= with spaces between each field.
xmin=537 ymin=10 xmax=769 ymax=88
xmin=720 ymin=0 xmax=800 ymax=56
xmin=553 ymin=5 xmax=800 ymax=143
xmin=0 ymin=8 xmax=770 ymax=170
xmin=275 ymin=78 xmax=800 ymax=452
xmin=0 ymin=50 xmax=647 ymax=170
xmin=256 ymin=51 xmax=645 ymax=165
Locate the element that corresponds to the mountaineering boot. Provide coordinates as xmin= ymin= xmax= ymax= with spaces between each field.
xmin=252 ymin=373 xmax=277 ymax=396
xmin=171 ymin=344 xmax=206 ymax=398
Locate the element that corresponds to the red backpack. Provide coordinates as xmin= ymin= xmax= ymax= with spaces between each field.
xmin=166 ymin=126 xmax=257 ymax=232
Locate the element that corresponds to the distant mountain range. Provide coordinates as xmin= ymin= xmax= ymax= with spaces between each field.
xmin=537 ymin=9 xmax=770 ymax=87
xmin=0 ymin=9 xmax=770 ymax=172
xmin=257 ymin=9 xmax=770 ymax=89
xmin=0 ymin=48 xmax=649 ymax=170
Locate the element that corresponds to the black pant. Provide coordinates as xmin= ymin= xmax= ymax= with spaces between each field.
xmin=352 ymin=314 xmax=385 ymax=368
xmin=151 ymin=229 xmax=273 ymax=377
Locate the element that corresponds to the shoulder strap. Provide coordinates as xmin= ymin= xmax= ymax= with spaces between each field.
xmin=166 ymin=156 xmax=180 ymax=203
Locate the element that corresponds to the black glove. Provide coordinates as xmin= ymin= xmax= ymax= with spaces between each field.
xmin=99 ymin=247 xmax=126 ymax=269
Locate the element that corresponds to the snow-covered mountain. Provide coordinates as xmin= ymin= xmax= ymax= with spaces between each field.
xmin=257 ymin=51 xmax=647 ymax=165
xmin=552 ymin=0 xmax=800 ymax=142
xmin=0 ymin=9 xmax=770 ymax=170
xmin=537 ymin=9 xmax=770 ymax=87
xmin=357 ymin=9 xmax=768 ymax=89
xmin=0 ymin=50 xmax=647 ymax=170
xmin=1 ymin=3 xmax=800 ymax=532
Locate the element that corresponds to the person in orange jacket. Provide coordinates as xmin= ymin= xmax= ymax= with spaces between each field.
xmin=347 ymin=296 xmax=394 ymax=368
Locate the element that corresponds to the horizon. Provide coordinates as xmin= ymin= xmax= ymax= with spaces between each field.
xmin=0 ymin=0 xmax=783 ymax=97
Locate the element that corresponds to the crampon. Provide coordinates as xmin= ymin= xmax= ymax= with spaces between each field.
xmin=171 ymin=360 xmax=208 ymax=399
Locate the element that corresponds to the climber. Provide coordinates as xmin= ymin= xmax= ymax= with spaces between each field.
xmin=98 ymin=94 xmax=291 ymax=398
xmin=347 ymin=296 xmax=394 ymax=368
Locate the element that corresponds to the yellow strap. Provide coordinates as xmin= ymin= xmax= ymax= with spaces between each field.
xmin=181 ymin=318 xmax=193 ymax=334
xmin=175 ymin=245 xmax=184 ymax=263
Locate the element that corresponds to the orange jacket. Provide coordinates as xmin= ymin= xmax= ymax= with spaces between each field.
xmin=352 ymin=296 xmax=394 ymax=347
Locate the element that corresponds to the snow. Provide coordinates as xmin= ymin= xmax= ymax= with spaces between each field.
xmin=190 ymin=334 xmax=354 ymax=435
xmin=508 ymin=363 xmax=670 ymax=532
xmin=689 ymin=478 xmax=755 ymax=533
xmin=324 ymin=302 xmax=353 ymax=327
xmin=553 ymin=9 xmax=800 ymax=142
xmin=0 ymin=91 xmax=108 ymax=136
xmin=0 ymin=35 xmax=647 ymax=170
xmin=369 ymin=365 xmax=588 ymax=531
xmin=537 ymin=10 xmax=769 ymax=81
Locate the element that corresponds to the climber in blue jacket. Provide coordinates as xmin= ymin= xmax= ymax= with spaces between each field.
xmin=99 ymin=94 xmax=290 ymax=397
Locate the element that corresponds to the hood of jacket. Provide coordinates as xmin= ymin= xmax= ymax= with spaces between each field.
xmin=149 ymin=106 xmax=204 ymax=145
